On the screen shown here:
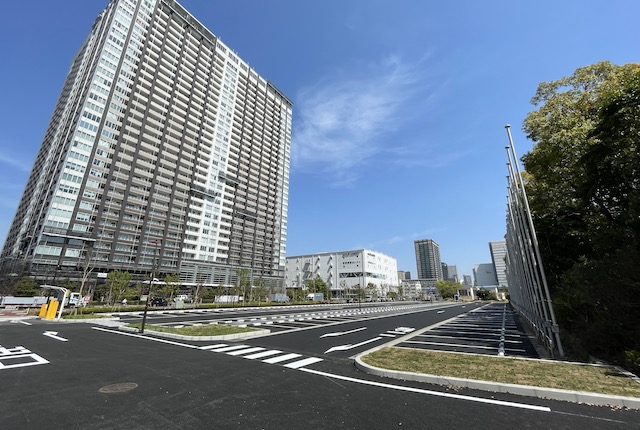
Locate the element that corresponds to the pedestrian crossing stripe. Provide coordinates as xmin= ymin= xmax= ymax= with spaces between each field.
xmin=200 ymin=343 xmax=323 ymax=369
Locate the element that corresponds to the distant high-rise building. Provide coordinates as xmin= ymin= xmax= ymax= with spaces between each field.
xmin=489 ymin=241 xmax=508 ymax=288
xmin=442 ymin=262 xmax=458 ymax=283
xmin=463 ymin=274 xmax=473 ymax=287
xmin=0 ymin=0 xmax=293 ymax=288
xmin=473 ymin=263 xmax=498 ymax=287
xmin=397 ymin=271 xmax=411 ymax=281
xmin=414 ymin=239 xmax=442 ymax=280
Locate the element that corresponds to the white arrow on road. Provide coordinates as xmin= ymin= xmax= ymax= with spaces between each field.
xmin=11 ymin=320 xmax=32 ymax=325
xmin=320 ymin=327 xmax=367 ymax=338
xmin=324 ymin=337 xmax=381 ymax=354
xmin=43 ymin=331 xmax=68 ymax=342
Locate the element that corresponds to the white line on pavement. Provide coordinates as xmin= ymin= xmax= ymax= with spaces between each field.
xmin=299 ymin=368 xmax=552 ymax=412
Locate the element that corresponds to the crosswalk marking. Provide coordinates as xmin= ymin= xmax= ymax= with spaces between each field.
xmin=200 ymin=344 xmax=227 ymax=350
xmin=262 ymin=353 xmax=302 ymax=364
xmin=243 ymin=350 xmax=283 ymax=360
xmin=283 ymin=357 xmax=323 ymax=369
xmin=226 ymin=347 xmax=265 ymax=356
xmin=210 ymin=344 xmax=250 ymax=352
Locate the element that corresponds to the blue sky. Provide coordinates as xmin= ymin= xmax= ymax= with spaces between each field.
xmin=0 ymin=1 xmax=638 ymax=279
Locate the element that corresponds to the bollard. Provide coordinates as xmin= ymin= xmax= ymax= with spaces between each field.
xmin=38 ymin=304 xmax=48 ymax=318
xmin=45 ymin=300 xmax=59 ymax=320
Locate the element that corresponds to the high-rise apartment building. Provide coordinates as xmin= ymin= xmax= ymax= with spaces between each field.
xmin=414 ymin=239 xmax=442 ymax=280
xmin=1 ymin=0 xmax=292 ymax=288
xmin=489 ymin=241 xmax=508 ymax=288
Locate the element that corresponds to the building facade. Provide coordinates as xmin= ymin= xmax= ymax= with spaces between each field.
xmin=285 ymin=249 xmax=399 ymax=299
xmin=0 ymin=0 xmax=292 ymax=288
xmin=489 ymin=240 xmax=508 ymax=288
xmin=414 ymin=238 xmax=442 ymax=280
xmin=473 ymin=263 xmax=498 ymax=287
xmin=397 ymin=271 xmax=411 ymax=281
xmin=441 ymin=262 xmax=458 ymax=283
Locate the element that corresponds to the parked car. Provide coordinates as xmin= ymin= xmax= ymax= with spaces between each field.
xmin=150 ymin=297 xmax=167 ymax=307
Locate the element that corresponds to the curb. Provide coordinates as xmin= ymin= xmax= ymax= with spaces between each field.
xmin=354 ymin=352 xmax=640 ymax=410
xmin=117 ymin=325 xmax=271 ymax=341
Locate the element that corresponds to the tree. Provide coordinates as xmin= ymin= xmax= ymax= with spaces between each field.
xmin=306 ymin=276 xmax=328 ymax=299
xmin=163 ymin=273 xmax=181 ymax=301
xmin=522 ymin=61 xmax=640 ymax=366
xmin=14 ymin=276 xmax=38 ymax=297
xmin=475 ymin=288 xmax=497 ymax=301
xmin=235 ymin=268 xmax=250 ymax=303
xmin=366 ymin=282 xmax=377 ymax=300
xmin=435 ymin=280 xmax=457 ymax=300
xmin=106 ymin=270 xmax=132 ymax=306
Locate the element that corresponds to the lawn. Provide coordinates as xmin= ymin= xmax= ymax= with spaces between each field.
xmin=362 ymin=347 xmax=640 ymax=398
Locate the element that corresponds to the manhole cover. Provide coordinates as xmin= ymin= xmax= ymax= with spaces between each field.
xmin=99 ymin=382 xmax=138 ymax=393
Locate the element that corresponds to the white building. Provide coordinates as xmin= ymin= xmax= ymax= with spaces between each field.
xmin=285 ymin=249 xmax=398 ymax=299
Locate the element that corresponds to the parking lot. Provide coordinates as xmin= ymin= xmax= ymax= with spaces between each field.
xmin=396 ymin=302 xmax=541 ymax=358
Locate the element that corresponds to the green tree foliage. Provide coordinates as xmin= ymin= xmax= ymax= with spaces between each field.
xmin=307 ymin=276 xmax=329 ymax=299
xmin=106 ymin=270 xmax=132 ymax=305
xmin=13 ymin=276 xmax=38 ymax=297
xmin=435 ymin=280 xmax=458 ymax=299
xmin=475 ymin=288 xmax=497 ymax=301
xmin=366 ymin=282 xmax=377 ymax=300
xmin=163 ymin=273 xmax=181 ymax=300
xmin=522 ymin=61 xmax=640 ymax=366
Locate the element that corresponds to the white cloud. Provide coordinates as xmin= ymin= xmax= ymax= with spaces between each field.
xmin=292 ymin=54 xmax=435 ymax=187
xmin=0 ymin=151 xmax=31 ymax=172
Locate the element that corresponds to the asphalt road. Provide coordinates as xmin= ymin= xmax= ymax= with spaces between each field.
xmin=1 ymin=308 xmax=639 ymax=429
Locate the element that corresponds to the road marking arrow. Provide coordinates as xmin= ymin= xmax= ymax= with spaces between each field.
xmin=320 ymin=327 xmax=367 ymax=338
xmin=43 ymin=331 xmax=68 ymax=342
xmin=324 ymin=337 xmax=381 ymax=354
xmin=10 ymin=320 xmax=32 ymax=325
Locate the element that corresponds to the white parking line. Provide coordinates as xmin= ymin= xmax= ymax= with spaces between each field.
xmin=299 ymin=368 xmax=551 ymax=412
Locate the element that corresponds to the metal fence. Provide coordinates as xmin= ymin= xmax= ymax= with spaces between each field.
xmin=504 ymin=125 xmax=564 ymax=358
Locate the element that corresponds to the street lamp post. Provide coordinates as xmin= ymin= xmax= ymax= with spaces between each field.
xmin=140 ymin=240 xmax=160 ymax=334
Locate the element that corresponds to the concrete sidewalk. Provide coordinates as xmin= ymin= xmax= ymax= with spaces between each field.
xmin=0 ymin=308 xmax=39 ymax=321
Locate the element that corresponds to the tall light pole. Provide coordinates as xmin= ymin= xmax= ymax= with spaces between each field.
xmin=140 ymin=240 xmax=160 ymax=334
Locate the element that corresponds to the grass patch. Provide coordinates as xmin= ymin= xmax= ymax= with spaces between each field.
xmin=127 ymin=323 xmax=257 ymax=336
xmin=362 ymin=347 xmax=640 ymax=398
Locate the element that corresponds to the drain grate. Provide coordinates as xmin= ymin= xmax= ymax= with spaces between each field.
xmin=99 ymin=382 xmax=138 ymax=393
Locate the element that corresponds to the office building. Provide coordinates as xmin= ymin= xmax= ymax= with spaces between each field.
xmin=414 ymin=239 xmax=442 ymax=280
xmin=285 ymin=249 xmax=399 ymax=299
xmin=441 ymin=262 xmax=458 ymax=283
xmin=397 ymin=271 xmax=411 ymax=281
xmin=463 ymin=274 xmax=473 ymax=287
xmin=473 ymin=263 xmax=498 ymax=287
xmin=1 ymin=0 xmax=293 ymax=288
xmin=489 ymin=240 xmax=508 ymax=288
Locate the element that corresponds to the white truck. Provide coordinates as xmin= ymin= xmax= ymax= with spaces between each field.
xmin=305 ymin=293 xmax=324 ymax=302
